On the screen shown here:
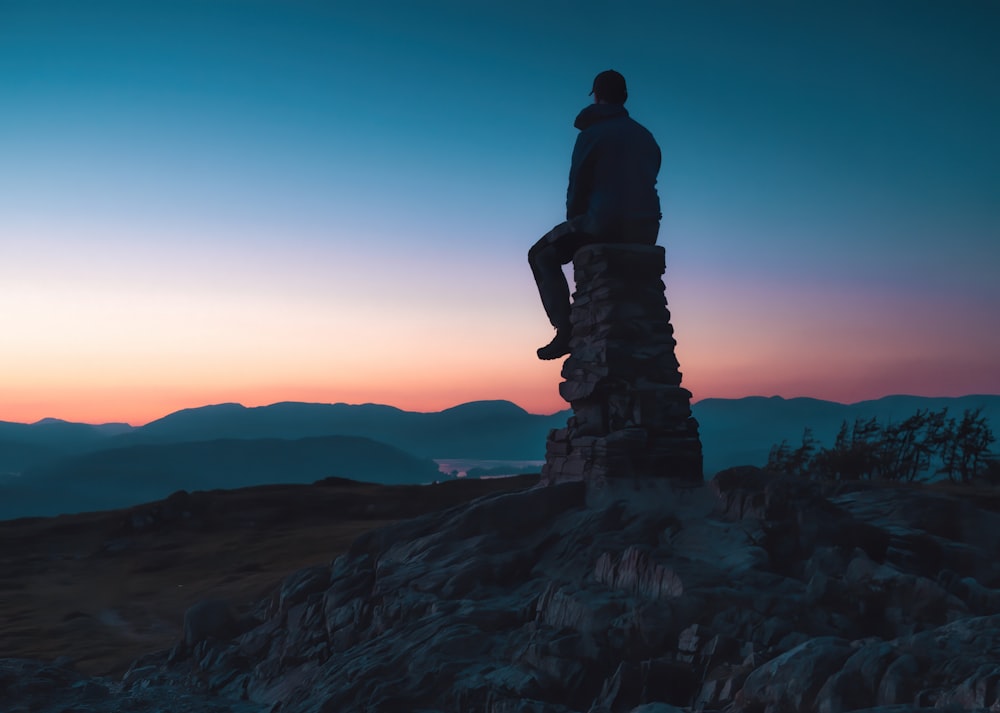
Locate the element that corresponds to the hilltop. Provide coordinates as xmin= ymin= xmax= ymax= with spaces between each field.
xmin=8 ymin=470 xmax=1000 ymax=711
xmin=0 ymin=474 xmax=538 ymax=677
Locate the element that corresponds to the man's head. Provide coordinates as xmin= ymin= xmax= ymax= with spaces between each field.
xmin=590 ymin=70 xmax=627 ymax=105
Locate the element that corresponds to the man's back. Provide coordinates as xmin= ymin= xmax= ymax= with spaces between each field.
xmin=567 ymin=103 xmax=661 ymax=238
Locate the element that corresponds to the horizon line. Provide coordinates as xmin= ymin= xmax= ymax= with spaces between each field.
xmin=7 ymin=392 xmax=1000 ymax=429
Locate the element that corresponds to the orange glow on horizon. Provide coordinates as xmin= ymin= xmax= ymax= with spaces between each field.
xmin=1 ymin=368 xmax=572 ymax=426
xmin=4 ymin=274 xmax=997 ymax=426
xmin=6 ymin=360 xmax=998 ymax=426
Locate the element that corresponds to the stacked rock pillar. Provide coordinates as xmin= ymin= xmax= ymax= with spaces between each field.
xmin=542 ymin=243 xmax=703 ymax=485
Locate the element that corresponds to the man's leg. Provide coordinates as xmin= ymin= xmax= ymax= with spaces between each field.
xmin=528 ymin=222 xmax=588 ymax=360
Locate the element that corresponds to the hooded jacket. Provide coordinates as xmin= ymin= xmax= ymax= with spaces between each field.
xmin=566 ymin=103 xmax=662 ymax=237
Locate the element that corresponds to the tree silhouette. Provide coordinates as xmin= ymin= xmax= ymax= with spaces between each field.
xmin=767 ymin=428 xmax=818 ymax=477
xmin=876 ymin=409 xmax=948 ymax=482
xmin=938 ymin=408 xmax=996 ymax=483
xmin=767 ymin=407 xmax=995 ymax=484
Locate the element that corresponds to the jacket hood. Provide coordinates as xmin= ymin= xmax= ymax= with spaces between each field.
xmin=574 ymin=103 xmax=629 ymax=131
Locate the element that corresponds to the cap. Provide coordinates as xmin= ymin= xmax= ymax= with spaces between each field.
xmin=589 ymin=70 xmax=627 ymax=103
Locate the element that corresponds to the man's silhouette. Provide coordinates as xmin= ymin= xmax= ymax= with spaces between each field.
xmin=529 ymin=70 xmax=661 ymax=360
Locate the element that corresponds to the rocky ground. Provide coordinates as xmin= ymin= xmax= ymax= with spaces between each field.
xmin=0 ymin=475 xmax=535 ymax=710
xmin=7 ymin=469 xmax=1000 ymax=712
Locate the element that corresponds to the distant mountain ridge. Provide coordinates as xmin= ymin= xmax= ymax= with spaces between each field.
xmin=102 ymin=394 xmax=1000 ymax=473
xmin=0 ymin=400 xmax=568 ymax=477
xmin=1 ymin=435 xmax=440 ymax=520
xmin=1 ymin=395 xmax=998 ymax=517
xmin=0 ymin=400 xmax=572 ymax=520
xmin=121 ymin=400 xmax=568 ymax=460
xmin=0 ymin=419 xmax=134 ymax=474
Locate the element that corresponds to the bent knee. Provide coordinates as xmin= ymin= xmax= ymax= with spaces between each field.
xmin=528 ymin=237 xmax=552 ymax=264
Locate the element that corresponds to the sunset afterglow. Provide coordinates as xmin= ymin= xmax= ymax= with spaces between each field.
xmin=2 ymin=1 xmax=998 ymax=425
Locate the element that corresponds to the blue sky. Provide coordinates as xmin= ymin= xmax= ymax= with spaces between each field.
xmin=1 ymin=0 xmax=998 ymax=424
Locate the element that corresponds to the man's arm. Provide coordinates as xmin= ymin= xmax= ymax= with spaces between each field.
xmin=566 ymin=132 xmax=594 ymax=221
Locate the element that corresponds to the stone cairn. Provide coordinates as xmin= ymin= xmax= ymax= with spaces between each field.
xmin=542 ymin=243 xmax=703 ymax=486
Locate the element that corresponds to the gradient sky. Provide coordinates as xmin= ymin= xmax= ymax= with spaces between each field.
xmin=2 ymin=0 xmax=998 ymax=425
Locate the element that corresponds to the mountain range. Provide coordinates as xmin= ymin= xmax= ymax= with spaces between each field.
xmin=0 ymin=400 xmax=568 ymax=471
xmin=1 ymin=395 xmax=997 ymax=520
xmin=1 ymin=436 xmax=441 ymax=520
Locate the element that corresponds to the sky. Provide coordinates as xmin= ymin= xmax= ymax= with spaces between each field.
xmin=1 ymin=0 xmax=998 ymax=425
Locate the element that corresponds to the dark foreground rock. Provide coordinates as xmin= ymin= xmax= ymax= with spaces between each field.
xmin=0 ymin=657 xmax=266 ymax=713
xmin=8 ymin=470 xmax=1000 ymax=712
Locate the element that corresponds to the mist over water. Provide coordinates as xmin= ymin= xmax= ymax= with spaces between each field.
xmin=434 ymin=459 xmax=545 ymax=479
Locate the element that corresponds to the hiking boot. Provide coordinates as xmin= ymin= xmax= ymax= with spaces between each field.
xmin=537 ymin=330 xmax=572 ymax=360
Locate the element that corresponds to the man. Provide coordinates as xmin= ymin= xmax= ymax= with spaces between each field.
xmin=529 ymin=69 xmax=662 ymax=360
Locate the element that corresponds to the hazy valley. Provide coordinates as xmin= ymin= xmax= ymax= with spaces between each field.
xmin=2 ymin=395 xmax=998 ymax=520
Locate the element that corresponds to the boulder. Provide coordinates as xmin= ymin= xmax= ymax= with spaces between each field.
xmin=183 ymin=598 xmax=239 ymax=649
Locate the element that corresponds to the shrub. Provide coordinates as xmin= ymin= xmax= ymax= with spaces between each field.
xmin=767 ymin=407 xmax=995 ymax=483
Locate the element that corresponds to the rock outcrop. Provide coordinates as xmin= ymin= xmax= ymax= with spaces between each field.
xmin=10 ymin=472 xmax=1000 ymax=712
xmin=543 ymin=244 xmax=702 ymax=486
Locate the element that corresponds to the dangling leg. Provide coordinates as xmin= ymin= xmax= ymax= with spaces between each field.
xmin=528 ymin=222 xmax=586 ymax=360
